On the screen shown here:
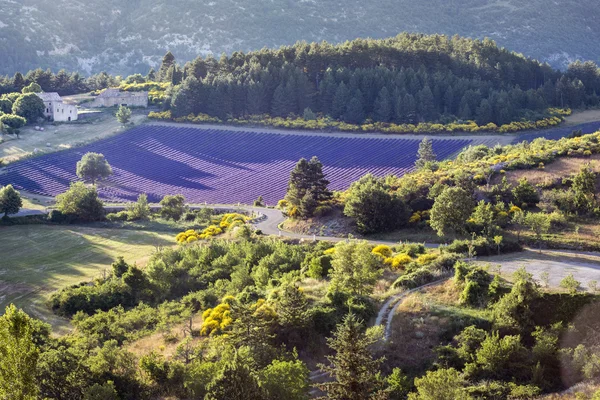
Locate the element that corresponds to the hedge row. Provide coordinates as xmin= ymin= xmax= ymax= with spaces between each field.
xmin=148 ymin=109 xmax=569 ymax=135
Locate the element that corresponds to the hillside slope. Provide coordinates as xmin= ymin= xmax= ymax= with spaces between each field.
xmin=1 ymin=0 xmax=598 ymax=75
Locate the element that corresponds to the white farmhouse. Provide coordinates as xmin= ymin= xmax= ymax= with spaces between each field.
xmin=36 ymin=92 xmax=78 ymax=122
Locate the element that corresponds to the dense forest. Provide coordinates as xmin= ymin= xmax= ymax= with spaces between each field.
xmin=162 ymin=35 xmax=600 ymax=126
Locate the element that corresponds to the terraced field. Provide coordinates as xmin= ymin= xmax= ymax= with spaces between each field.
xmin=0 ymin=125 xmax=475 ymax=205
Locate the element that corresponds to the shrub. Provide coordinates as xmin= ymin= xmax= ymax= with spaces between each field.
xmin=306 ymin=255 xmax=332 ymax=279
xmin=446 ymin=237 xmax=522 ymax=256
xmin=392 ymin=268 xmax=435 ymax=289
xmin=416 ymin=253 xmax=438 ymax=265
xmin=372 ymin=245 xmax=393 ymax=258
xmin=395 ymin=243 xmax=426 ymax=257
xmin=48 ymin=209 xmax=73 ymax=224
xmin=160 ymin=194 xmax=186 ymax=221
xmin=560 ymin=274 xmax=580 ymax=294
xmin=106 ymin=211 xmax=129 ymax=222
xmin=200 ymin=302 xmax=232 ymax=336
xmin=55 ymin=182 xmax=104 ymax=222
xmin=126 ymin=193 xmax=151 ymax=221
xmin=389 ymin=254 xmax=413 ymax=270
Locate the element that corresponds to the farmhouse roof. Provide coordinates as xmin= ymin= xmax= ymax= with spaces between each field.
xmin=36 ymin=92 xmax=62 ymax=102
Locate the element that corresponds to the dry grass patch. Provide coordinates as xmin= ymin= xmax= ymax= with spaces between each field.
xmin=299 ymin=278 xmax=329 ymax=303
xmin=491 ymin=155 xmax=600 ymax=187
xmin=386 ymin=293 xmax=451 ymax=372
xmin=128 ymin=314 xmax=204 ymax=359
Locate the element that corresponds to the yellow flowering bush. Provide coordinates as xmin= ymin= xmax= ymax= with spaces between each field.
xmin=201 ymin=302 xmax=232 ymax=336
xmin=175 ymin=213 xmax=249 ymax=243
xmin=417 ymin=253 xmax=438 ymax=265
xmin=389 ymin=254 xmax=413 ymax=270
xmin=372 ymin=245 xmax=393 ymax=258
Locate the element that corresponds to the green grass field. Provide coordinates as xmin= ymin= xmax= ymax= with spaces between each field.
xmin=0 ymin=225 xmax=174 ymax=334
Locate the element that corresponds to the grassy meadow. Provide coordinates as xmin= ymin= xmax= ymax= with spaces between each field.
xmin=0 ymin=225 xmax=174 ymax=334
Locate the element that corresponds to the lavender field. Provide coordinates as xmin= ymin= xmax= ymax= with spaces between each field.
xmin=0 ymin=126 xmax=472 ymax=205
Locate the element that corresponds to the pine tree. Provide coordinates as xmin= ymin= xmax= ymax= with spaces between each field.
xmin=418 ymin=86 xmax=437 ymax=121
xmin=331 ymin=82 xmax=350 ymax=119
xmin=247 ymin=80 xmax=267 ymax=115
xmin=443 ymin=87 xmax=455 ymax=114
xmin=271 ymin=83 xmax=294 ymax=117
xmin=316 ymin=313 xmax=387 ymax=400
xmin=146 ymin=68 xmax=156 ymax=81
xmin=228 ymin=300 xmax=277 ymax=368
xmin=415 ymin=137 xmax=437 ymax=169
xmin=12 ymin=72 xmax=25 ymax=90
xmin=277 ymin=284 xmax=309 ymax=331
xmin=343 ymin=92 xmax=365 ymax=124
xmin=285 ymin=156 xmax=331 ymax=219
xmin=475 ymin=99 xmax=493 ymax=125
xmin=205 ymin=357 xmax=265 ymax=400
xmin=373 ymin=87 xmax=392 ymax=122
xmin=403 ymin=94 xmax=417 ymax=124
xmin=115 ymin=105 xmax=131 ymax=124
xmin=157 ymin=51 xmax=176 ymax=82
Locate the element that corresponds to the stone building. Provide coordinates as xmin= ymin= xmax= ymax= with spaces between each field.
xmin=90 ymin=89 xmax=148 ymax=108
xmin=36 ymin=92 xmax=78 ymax=122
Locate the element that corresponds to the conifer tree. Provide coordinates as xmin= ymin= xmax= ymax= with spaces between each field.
xmin=146 ymin=68 xmax=156 ymax=81
xmin=157 ymin=51 xmax=176 ymax=82
xmin=285 ymin=156 xmax=331 ymax=219
xmin=418 ymin=86 xmax=437 ymax=121
xmin=277 ymin=284 xmax=310 ymax=333
xmin=373 ymin=87 xmax=392 ymax=122
xmin=205 ymin=356 xmax=265 ymax=400
xmin=12 ymin=72 xmax=26 ymax=90
xmin=316 ymin=313 xmax=387 ymax=400
xmin=271 ymin=83 xmax=291 ymax=117
xmin=331 ymin=82 xmax=350 ymax=119
xmin=343 ymin=92 xmax=365 ymax=124
xmin=476 ymin=99 xmax=493 ymax=125
xmin=415 ymin=137 xmax=437 ymax=169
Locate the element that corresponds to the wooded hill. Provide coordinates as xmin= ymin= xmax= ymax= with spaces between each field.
xmin=1 ymin=0 xmax=599 ymax=75
xmin=165 ymin=34 xmax=600 ymax=126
